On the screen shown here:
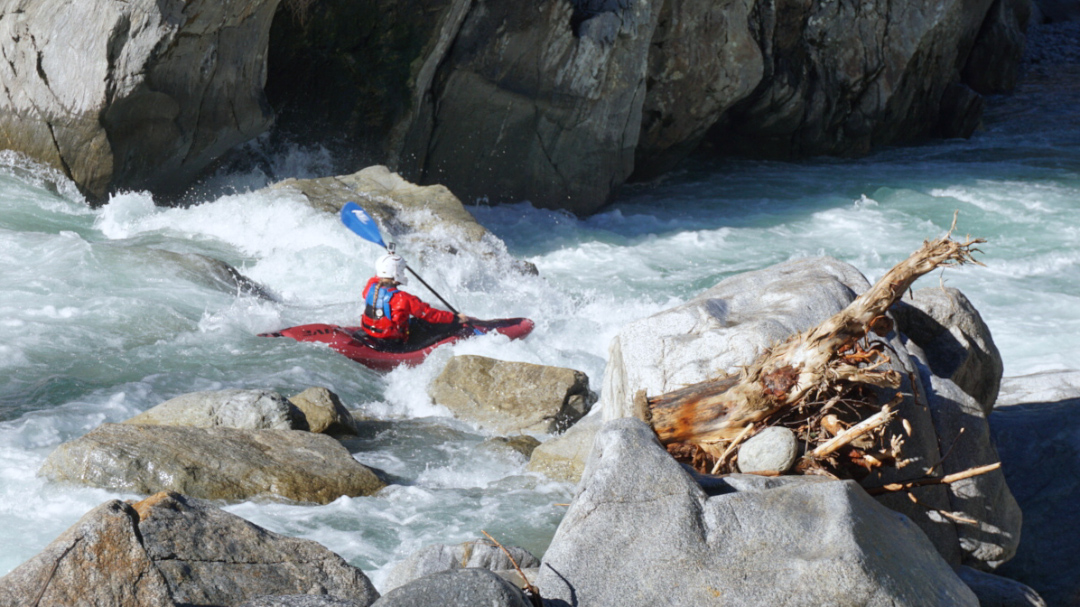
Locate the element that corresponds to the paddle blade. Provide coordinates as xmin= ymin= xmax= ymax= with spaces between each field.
xmin=341 ymin=202 xmax=387 ymax=248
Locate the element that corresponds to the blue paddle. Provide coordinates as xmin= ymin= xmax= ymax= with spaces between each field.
xmin=340 ymin=202 xmax=464 ymax=316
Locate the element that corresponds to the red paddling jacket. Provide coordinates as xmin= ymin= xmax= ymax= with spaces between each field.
xmin=361 ymin=277 xmax=456 ymax=340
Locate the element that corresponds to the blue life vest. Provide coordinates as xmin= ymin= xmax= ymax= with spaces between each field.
xmin=362 ymin=284 xmax=399 ymax=338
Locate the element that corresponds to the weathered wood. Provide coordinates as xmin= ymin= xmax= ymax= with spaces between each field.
xmin=646 ymin=224 xmax=984 ymax=450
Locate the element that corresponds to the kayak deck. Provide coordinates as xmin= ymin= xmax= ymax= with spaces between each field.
xmin=260 ymin=317 xmax=534 ymax=371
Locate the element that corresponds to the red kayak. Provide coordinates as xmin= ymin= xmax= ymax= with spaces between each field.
xmin=260 ymin=318 xmax=534 ymax=371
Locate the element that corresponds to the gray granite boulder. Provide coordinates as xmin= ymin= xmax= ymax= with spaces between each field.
xmin=913 ymin=371 xmax=1021 ymax=568
xmin=430 ymin=356 xmax=595 ymax=435
xmin=526 ymin=412 xmax=602 ymax=483
xmin=0 ymin=0 xmax=278 ymax=200
xmin=893 ymin=286 xmax=1004 ymax=413
xmin=990 ymin=373 xmax=1080 ymax=607
xmin=289 ymin=387 xmax=359 ymax=436
xmin=383 ymin=541 xmax=539 ymax=592
xmin=955 ymin=566 xmax=1047 ymax=607
xmin=40 ymin=423 xmax=384 ymax=503
xmin=135 ymin=492 xmax=379 ymax=606
xmin=125 ymin=389 xmax=307 ymax=431
xmin=0 ymin=500 xmax=173 ymax=607
xmin=239 ymin=597 xmax=369 ymax=607
xmin=537 ymin=418 xmax=979 ymax=606
xmin=372 ymin=569 xmax=529 ymax=607
xmin=600 ymin=256 xmax=871 ymax=421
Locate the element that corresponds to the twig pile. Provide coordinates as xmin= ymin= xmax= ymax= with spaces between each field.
xmin=647 ymin=215 xmax=992 ymax=487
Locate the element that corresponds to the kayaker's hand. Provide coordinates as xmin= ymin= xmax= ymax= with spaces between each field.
xmin=457 ymin=313 xmax=474 ymax=324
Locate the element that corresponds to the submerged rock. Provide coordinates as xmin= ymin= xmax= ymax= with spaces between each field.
xmin=526 ymin=412 xmax=602 ymax=483
xmin=429 ymin=355 xmax=596 ymax=435
xmin=268 ymin=165 xmax=536 ymax=275
xmin=383 ymin=540 xmax=539 ymax=592
xmin=288 ymin=387 xmax=360 ymax=436
xmin=537 ymin=419 xmax=979 ymax=606
xmin=40 ymin=424 xmax=384 ymax=503
xmin=125 ymin=389 xmax=308 ymax=431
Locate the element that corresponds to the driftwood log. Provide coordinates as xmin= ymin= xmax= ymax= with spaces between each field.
xmin=644 ymin=218 xmax=988 ymax=482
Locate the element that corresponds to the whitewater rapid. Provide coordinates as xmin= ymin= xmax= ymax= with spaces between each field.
xmin=2 ymin=62 xmax=1079 ymax=588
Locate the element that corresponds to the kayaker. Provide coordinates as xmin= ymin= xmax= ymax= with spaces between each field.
xmin=360 ymin=253 xmax=470 ymax=345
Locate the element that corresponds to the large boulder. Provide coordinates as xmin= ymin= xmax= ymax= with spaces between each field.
xmin=536 ymin=418 xmax=979 ymax=606
xmin=40 ymin=423 xmax=385 ymax=503
xmin=402 ymin=0 xmax=662 ymax=214
xmin=429 ymin=355 xmax=595 ymax=434
xmin=372 ymin=569 xmax=530 ymax=607
xmin=601 ymin=256 xmax=870 ymax=419
xmin=893 ymin=286 xmax=1004 ymax=413
xmin=596 ymin=256 xmax=1029 ymax=567
xmin=124 ymin=389 xmax=307 ymax=430
xmin=0 ymin=0 xmax=279 ymax=201
xmin=990 ymin=372 xmax=1080 ymax=607
xmin=383 ymin=541 xmax=539 ymax=592
xmin=0 ymin=493 xmax=380 ymax=607
xmin=267 ymin=166 xmax=535 ymax=274
xmin=135 ymin=492 xmax=379 ymax=606
xmin=0 ymin=500 xmax=173 ymax=607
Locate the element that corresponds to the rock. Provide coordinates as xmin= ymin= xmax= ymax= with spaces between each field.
xmin=632 ymin=0 xmax=764 ymax=180
xmin=601 ymin=256 xmax=869 ymax=420
xmin=0 ymin=492 xmax=380 ymax=607
xmin=125 ymin=389 xmax=308 ymax=431
xmin=537 ymin=418 xmax=979 ymax=606
xmin=429 ymin=355 xmax=595 ymax=435
xmin=269 ymin=166 xmax=536 ymax=275
xmin=40 ymin=423 xmax=384 ymax=503
xmin=955 ymin=566 xmax=1047 ymax=607
xmin=526 ymin=412 xmax=602 ymax=483
xmin=238 ymin=597 xmax=370 ymax=607
xmin=715 ymin=0 xmax=1001 ymax=158
xmin=963 ymin=0 xmax=1032 ymax=94
xmin=737 ymin=426 xmax=798 ymax=474
xmin=481 ymin=435 xmax=542 ymax=460
xmin=0 ymin=0 xmax=279 ymax=201
xmin=492 ymin=567 xmax=538 ymax=591
xmin=383 ymin=541 xmax=539 ymax=592
xmin=372 ymin=569 xmax=530 ymax=607
xmin=909 ymin=370 xmax=1021 ymax=568
xmin=396 ymin=0 xmax=663 ymax=214
xmin=134 ymin=492 xmax=379 ymax=607
xmin=996 ymin=369 xmax=1080 ymax=406
xmin=289 ymin=387 xmax=359 ymax=436
xmin=893 ymin=286 xmax=1003 ymax=413
xmin=0 ymin=500 xmax=173 ymax=607
xmin=989 ymin=381 xmax=1080 ymax=607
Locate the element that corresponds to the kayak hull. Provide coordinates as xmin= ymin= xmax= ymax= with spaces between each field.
xmin=260 ymin=318 xmax=534 ymax=371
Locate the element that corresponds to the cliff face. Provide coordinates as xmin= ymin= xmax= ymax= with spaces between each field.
xmin=2 ymin=0 xmax=1028 ymax=211
xmin=0 ymin=0 xmax=280 ymax=202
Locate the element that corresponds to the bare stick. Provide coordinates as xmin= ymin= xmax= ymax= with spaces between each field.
xmin=710 ymin=424 xmax=755 ymax=475
xmin=809 ymin=403 xmax=896 ymax=459
xmin=482 ymin=530 xmax=541 ymax=604
xmin=865 ymin=462 xmax=1001 ymax=495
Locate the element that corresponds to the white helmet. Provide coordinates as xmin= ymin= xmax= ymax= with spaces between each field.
xmin=375 ymin=253 xmax=408 ymax=285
